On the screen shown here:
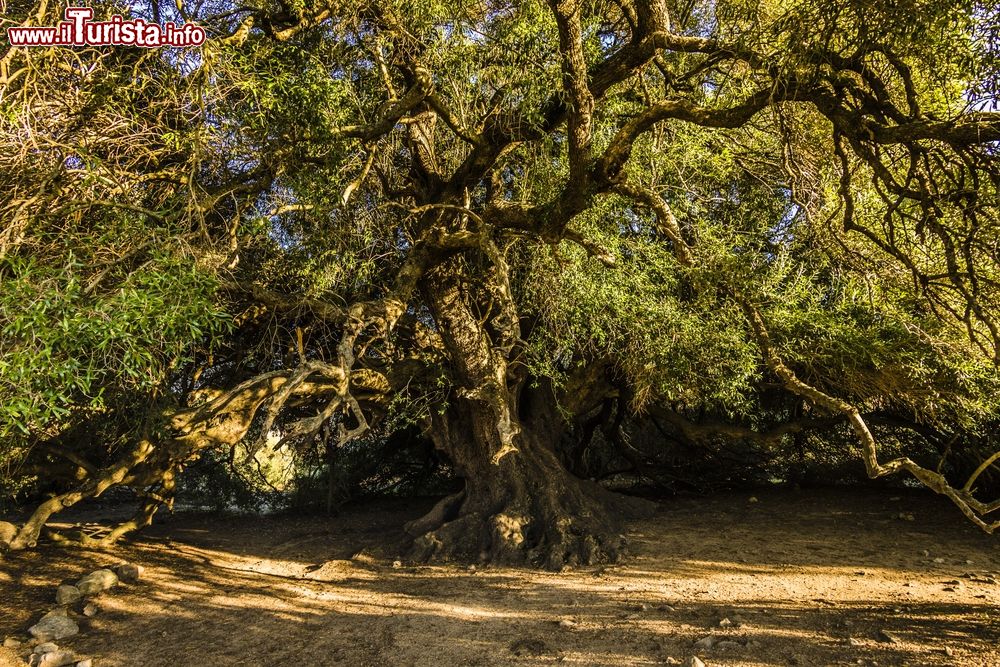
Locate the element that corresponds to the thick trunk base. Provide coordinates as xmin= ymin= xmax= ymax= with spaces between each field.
xmin=405 ymin=441 xmax=656 ymax=569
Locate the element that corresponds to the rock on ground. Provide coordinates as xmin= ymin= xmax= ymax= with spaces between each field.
xmin=27 ymin=613 xmax=78 ymax=643
xmin=75 ymin=570 xmax=117 ymax=597
xmin=54 ymin=587 xmax=80 ymax=606
xmin=111 ymin=563 xmax=143 ymax=583
xmin=29 ymin=651 xmax=75 ymax=667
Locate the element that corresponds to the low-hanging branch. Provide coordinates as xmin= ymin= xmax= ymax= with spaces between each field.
xmin=741 ymin=298 xmax=1000 ymax=533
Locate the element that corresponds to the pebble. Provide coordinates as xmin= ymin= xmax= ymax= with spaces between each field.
xmin=714 ymin=641 xmax=742 ymax=650
xmin=82 ymin=604 xmax=98 ymax=618
xmin=75 ymin=660 xmax=93 ymax=667
xmin=693 ymin=636 xmax=715 ymax=649
xmin=32 ymin=643 xmax=59 ymax=654
xmin=748 ymin=497 xmax=758 ymax=503
xmin=391 ymin=560 xmax=402 ymax=569
xmin=557 ymin=619 xmax=577 ymax=629
xmin=3 ymin=638 xmax=21 ymax=648
xmin=55 ymin=586 xmax=82 ymax=606
xmin=932 ymin=557 xmax=945 ymax=564
xmin=684 ymin=657 xmax=706 ymax=667
xmin=718 ymin=618 xmax=732 ymax=628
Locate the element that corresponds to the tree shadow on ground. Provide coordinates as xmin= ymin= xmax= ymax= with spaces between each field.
xmin=2 ymin=488 xmax=998 ymax=666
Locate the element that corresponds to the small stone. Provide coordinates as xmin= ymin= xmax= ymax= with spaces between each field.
xmin=932 ymin=557 xmax=945 ymax=564
xmin=557 ymin=619 xmax=577 ymax=629
xmin=664 ymin=659 xmax=681 ymax=666
xmin=659 ymin=605 xmax=677 ymax=612
xmin=81 ymin=604 xmax=97 ymax=618
xmin=55 ymin=586 xmax=81 ymax=606
xmin=965 ymin=559 xmax=974 ymax=565
xmin=921 ymin=549 xmax=930 ymax=557
xmin=75 ymin=570 xmax=117 ymax=596
xmin=75 ymin=660 xmax=93 ymax=667
xmin=943 ymin=586 xmax=956 ymax=592
xmin=718 ymin=618 xmax=732 ymax=628
xmin=111 ymin=563 xmax=143 ymax=583
xmin=847 ymin=637 xmax=862 ymax=647
xmin=683 ymin=657 xmax=706 ymax=667
xmin=391 ymin=560 xmax=402 ymax=569
xmin=897 ymin=512 xmax=915 ymax=521
xmin=637 ymin=603 xmax=649 ymax=612
xmin=0 ymin=521 xmax=17 ymax=546
xmin=942 ymin=646 xmax=954 ymax=657
xmin=748 ymin=497 xmax=758 ymax=503
xmin=3 ymin=638 xmax=21 ymax=648
xmin=467 ymin=565 xmax=477 ymax=573
xmin=693 ymin=636 xmax=716 ymax=649
xmin=715 ymin=641 xmax=741 ymax=650
xmin=32 ymin=643 xmax=59 ymax=654
xmin=28 ymin=614 xmax=78 ymax=643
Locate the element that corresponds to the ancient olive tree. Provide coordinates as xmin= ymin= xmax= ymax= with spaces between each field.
xmin=2 ymin=0 xmax=1000 ymax=565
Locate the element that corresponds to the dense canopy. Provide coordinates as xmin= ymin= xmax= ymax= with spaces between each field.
xmin=1 ymin=0 xmax=999 ymax=565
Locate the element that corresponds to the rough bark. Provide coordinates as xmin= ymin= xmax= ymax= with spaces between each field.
xmin=404 ymin=263 xmax=655 ymax=569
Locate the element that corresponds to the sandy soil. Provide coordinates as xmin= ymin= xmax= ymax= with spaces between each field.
xmin=1 ymin=488 xmax=999 ymax=667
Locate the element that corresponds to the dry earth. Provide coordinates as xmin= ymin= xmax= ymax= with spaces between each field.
xmin=2 ymin=488 xmax=999 ymax=666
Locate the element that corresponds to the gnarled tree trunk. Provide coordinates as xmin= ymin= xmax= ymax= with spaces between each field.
xmin=405 ymin=263 xmax=654 ymax=569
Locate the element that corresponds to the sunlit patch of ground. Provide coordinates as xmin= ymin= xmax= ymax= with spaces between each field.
xmin=2 ymin=488 xmax=998 ymax=666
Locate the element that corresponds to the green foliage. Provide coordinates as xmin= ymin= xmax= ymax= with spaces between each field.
xmin=3 ymin=0 xmax=999 ymax=519
xmin=0 ymin=253 xmax=227 ymax=437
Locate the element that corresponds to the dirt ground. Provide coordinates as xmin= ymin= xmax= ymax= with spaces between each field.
xmin=1 ymin=487 xmax=999 ymax=666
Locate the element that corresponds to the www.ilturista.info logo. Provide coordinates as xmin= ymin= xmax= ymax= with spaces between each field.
xmin=7 ymin=7 xmax=206 ymax=47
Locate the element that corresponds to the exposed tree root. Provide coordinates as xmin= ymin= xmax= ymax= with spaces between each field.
xmin=406 ymin=464 xmax=656 ymax=570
